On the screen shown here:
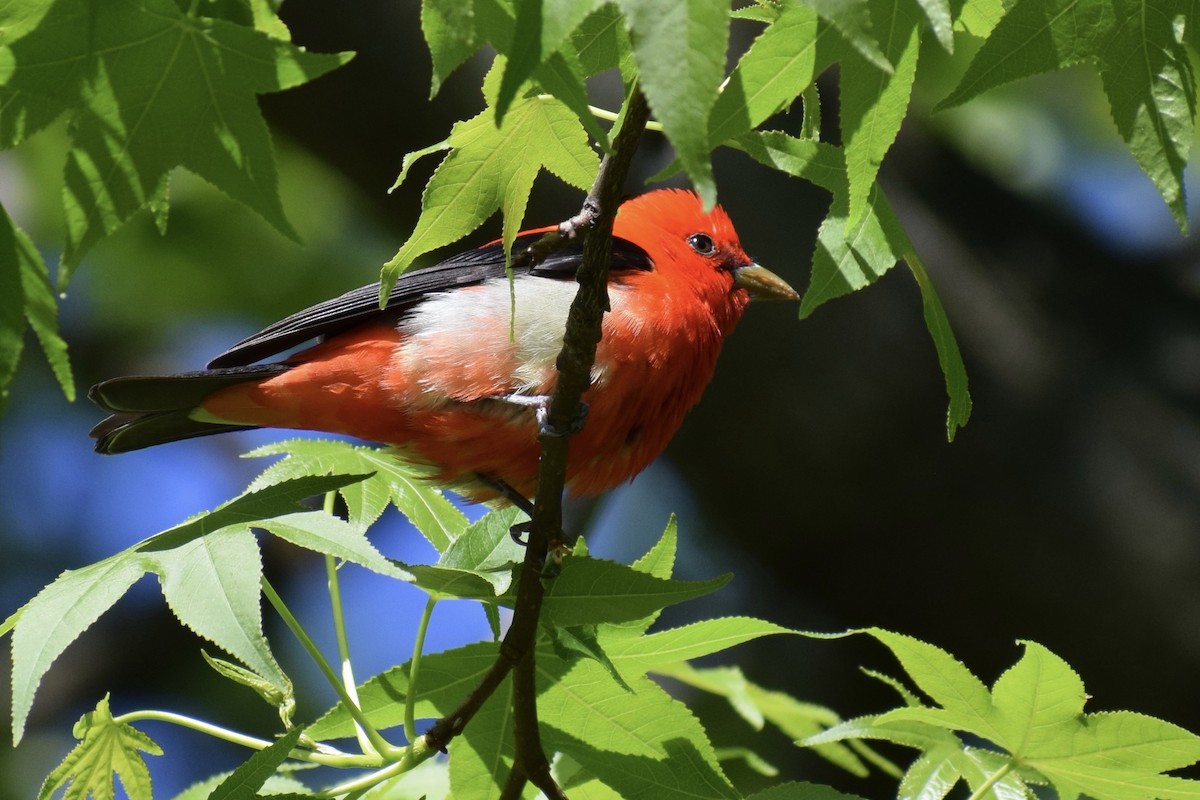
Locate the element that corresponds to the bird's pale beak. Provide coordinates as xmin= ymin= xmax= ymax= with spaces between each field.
xmin=733 ymin=263 xmax=799 ymax=302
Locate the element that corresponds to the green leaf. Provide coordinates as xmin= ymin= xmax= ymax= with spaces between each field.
xmin=707 ymin=1 xmax=834 ymax=148
xmin=539 ymin=656 xmax=734 ymax=794
xmin=10 ymin=553 xmax=147 ymax=744
xmin=404 ymin=507 xmax=526 ymax=598
xmin=838 ymin=0 xmax=922 ymax=227
xmin=0 ymin=204 xmax=73 ymax=413
xmin=608 ymin=616 xmax=792 ymax=670
xmin=495 ymin=0 xmax=601 ymax=122
xmin=256 ymin=511 xmax=414 ymax=581
xmin=208 ymin=726 xmax=305 ymax=800
xmin=572 ymin=4 xmax=635 ymax=78
xmin=0 ymin=0 xmax=55 ymax=45
xmin=653 ymin=661 xmax=876 ymax=778
xmin=801 ymin=0 xmax=892 ymax=72
xmin=170 ymin=773 xmax=311 ymax=800
xmin=543 ymin=556 xmax=729 ymax=627
xmin=383 ymin=75 xmax=598 ymax=293
xmin=810 ymin=631 xmax=1200 ymax=800
xmin=0 ymin=206 xmax=25 ymax=415
xmin=0 ymin=0 xmax=352 ymax=281
xmin=937 ymin=0 xmax=1196 ymax=230
xmin=246 ymin=438 xmax=468 ymax=550
xmin=138 ymin=473 xmax=370 ymax=553
xmin=147 ymin=525 xmax=291 ymax=694
xmin=422 ymin=0 xmax=482 ymax=96
xmin=547 ymin=624 xmax=634 ymax=692
xmin=433 ymin=506 xmax=526 ymax=591
xmin=618 ymin=0 xmax=728 ymax=206
xmin=9 ymin=473 xmax=357 ymax=743
xmin=39 ymin=695 xmax=162 ymax=800
xmin=307 ymin=641 xmax=501 ymax=740
xmin=914 ymin=0 xmax=954 ymax=52
xmin=745 ymin=782 xmax=868 ymax=800
xmin=734 ymin=131 xmax=972 ymax=439
xmin=448 ymin=674 xmax=515 ymax=799
xmin=546 ymin=731 xmax=739 ymax=800
xmin=201 ymin=650 xmax=295 ymax=724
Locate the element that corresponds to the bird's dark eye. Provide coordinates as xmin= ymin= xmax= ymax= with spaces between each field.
xmin=688 ymin=233 xmax=715 ymax=255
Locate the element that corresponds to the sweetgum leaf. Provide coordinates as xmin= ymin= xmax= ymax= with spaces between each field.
xmin=422 ymin=0 xmax=482 ymax=97
xmin=542 ymin=556 xmax=729 ymax=627
xmin=0 ymin=204 xmax=73 ymax=414
xmin=39 ymin=696 xmax=162 ymax=800
xmin=618 ymin=0 xmax=728 ymax=207
xmin=383 ymin=80 xmax=597 ymax=294
xmin=801 ymin=0 xmax=892 ymax=72
xmin=937 ymin=0 xmax=1195 ymax=230
xmin=838 ymin=0 xmax=922 ymax=227
xmin=495 ymin=0 xmax=601 ymax=122
xmin=147 ymin=525 xmax=290 ymax=695
xmin=745 ymin=782 xmax=868 ymax=800
xmin=10 ymin=553 xmax=146 ymax=744
xmin=733 ymin=131 xmax=971 ymax=439
xmin=246 ymin=438 xmax=468 ymax=550
xmin=707 ymin=1 xmax=834 ymax=149
xmin=0 ymin=0 xmax=351 ymax=281
xmin=207 ymin=726 xmax=305 ymax=800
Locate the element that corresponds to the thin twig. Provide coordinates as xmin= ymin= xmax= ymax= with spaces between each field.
xmin=511 ymin=85 xmax=652 ymax=798
xmin=422 ymin=89 xmax=652 ymax=796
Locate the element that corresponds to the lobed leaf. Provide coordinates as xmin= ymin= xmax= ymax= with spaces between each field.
xmin=38 ymin=695 xmax=162 ymax=800
xmin=257 ymin=511 xmax=413 ymax=581
xmin=422 ymin=0 xmax=482 ymax=97
xmin=0 ymin=0 xmax=351 ymax=282
xmin=937 ymin=0 xmax=1195 ymax=230
xmin=542 ymin=556 xmax=729 ymax=627
xmin=618 ymin=0 xmax=728 ymax=207
xmin=206 ymin=726 xmax=306 ymax=800
xmin=10 ymin=553 xmax=147 ymax=744
xmin=383 ymin=78 xmax=598 ymax=294
xmin=0 ymin=204 xmax=73 ymax=415
xmin=801 ymin=0 xmax=892 ymax=72
xmin=745 ymin=782 xmax=869 ymax=800
xmin=707 ymin=1 xmax=833 ymax=149
xmin=838 ymin=0 xmax=922 ymax=227
xmin=246 ymin=438 xmax=468 ymax=550
xmin=734 ymin=131 xmax=972 ymax=439
xmin=147 ymin=526 xmax=290 ymax=695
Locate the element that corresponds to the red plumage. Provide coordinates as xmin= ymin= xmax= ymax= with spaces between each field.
xmin=90 ymin=190 xmax=797 ymax=501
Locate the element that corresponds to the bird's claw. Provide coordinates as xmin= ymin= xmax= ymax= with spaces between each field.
xmin=537 ymin=400 xmax=588 ymax=438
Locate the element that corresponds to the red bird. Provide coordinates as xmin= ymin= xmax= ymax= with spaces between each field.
xmin=90 ymin=190 xmax=797 ymax=502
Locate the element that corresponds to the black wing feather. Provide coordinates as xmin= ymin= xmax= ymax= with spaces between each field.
xmin=207 ymin=233 xmax=652 ymax=369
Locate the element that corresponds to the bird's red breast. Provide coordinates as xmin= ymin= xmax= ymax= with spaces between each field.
xmin=96 ymin=189 xmax=797 ymax=502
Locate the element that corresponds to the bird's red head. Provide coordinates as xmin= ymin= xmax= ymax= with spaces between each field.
xmin=612 ymin=189 xmax=797 ymax=331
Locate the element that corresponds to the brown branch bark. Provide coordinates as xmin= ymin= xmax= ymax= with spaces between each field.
xmin=423 ymin=89 xmax=652 ymax=797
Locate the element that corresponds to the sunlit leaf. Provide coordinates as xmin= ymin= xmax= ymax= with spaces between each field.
xmin=38 ymin=696 xmax=162 ymax=800
xmin=0 ymin=0 xmax=351 ymax=281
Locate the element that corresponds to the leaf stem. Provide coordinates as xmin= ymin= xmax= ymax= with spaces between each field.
xmin=316 ymin=736 xmax=438 ymax=797
xmin=111 ymin=709 xmax=379 ymax=768
xmin=405 ymin=595 xmax=438 ymax=744
xmin=323 ymin=491 xmax=377 ymax=757
xmin=261 ymin=576 xmax=398 ymax=758
xmin=965 ymin=761 xmax=1014 ymax=800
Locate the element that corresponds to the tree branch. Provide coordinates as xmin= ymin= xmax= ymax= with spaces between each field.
xmin=423 ymin=89 xmax=651 ymax=797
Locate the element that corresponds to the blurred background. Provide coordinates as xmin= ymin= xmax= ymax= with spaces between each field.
xmin=3 ymin=1 xmax=1199 ymax=796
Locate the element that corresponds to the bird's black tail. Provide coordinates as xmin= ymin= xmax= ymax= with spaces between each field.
xmin=88 ymin=365 xmax=289 ymax=454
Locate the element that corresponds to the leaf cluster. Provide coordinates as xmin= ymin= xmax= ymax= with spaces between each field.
xmin=801 ymin=629 xmax=1200 ymax=800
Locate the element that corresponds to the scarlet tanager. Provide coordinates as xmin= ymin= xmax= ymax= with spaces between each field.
xmin=89 ymin=189 xmax=797 ymax=502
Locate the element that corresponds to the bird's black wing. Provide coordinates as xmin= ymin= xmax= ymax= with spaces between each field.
xmin=207 ymin=233 xmax=653 ymax=369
